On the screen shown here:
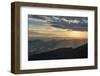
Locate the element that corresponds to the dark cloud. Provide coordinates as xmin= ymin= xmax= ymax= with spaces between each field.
xmin=28 ymin=15 xmax=88 ymax=31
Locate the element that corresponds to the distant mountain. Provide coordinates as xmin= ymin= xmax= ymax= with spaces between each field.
xmin=28 ymin=43 xmax=88 ymax=61
xmin=28 ymin=39 xmax=87 ymax=56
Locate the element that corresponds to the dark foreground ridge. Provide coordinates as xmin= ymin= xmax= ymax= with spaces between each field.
xmin=28 ymin=43 xmax=88 ymax=61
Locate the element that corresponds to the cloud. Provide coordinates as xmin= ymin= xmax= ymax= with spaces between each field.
xmin=28 ymin=15 xmax=88 ymax=31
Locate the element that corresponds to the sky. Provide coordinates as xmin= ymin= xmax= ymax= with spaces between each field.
xmin=28 ymin=15 xmax=88 ymax=40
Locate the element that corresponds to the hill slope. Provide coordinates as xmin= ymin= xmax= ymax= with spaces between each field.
xmin=28 ymin=43 xmax=88 ymax=61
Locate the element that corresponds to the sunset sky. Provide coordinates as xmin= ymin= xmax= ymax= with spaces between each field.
xmin=28 ymin=15 xmax=88 ymax=40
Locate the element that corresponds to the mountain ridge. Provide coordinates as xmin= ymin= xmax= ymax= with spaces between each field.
xmin=28 ymin=43 xmax=88 ymax=61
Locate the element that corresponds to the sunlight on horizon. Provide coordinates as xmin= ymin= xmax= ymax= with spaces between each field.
xmin=28 ymin=28 xmax=87 ymax=39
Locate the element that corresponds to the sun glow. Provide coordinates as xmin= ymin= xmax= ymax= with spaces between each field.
xmin=29 ymin=27 xmax=87 ymax=40
xmin=65 ymin=31 xmax=87 ymax=39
